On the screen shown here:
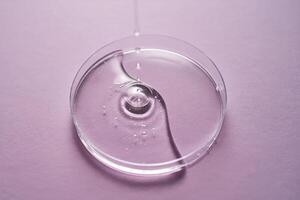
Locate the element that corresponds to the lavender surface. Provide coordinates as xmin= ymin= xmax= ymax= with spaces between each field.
xmin=0 ymin=0 xmax=299 ymax=199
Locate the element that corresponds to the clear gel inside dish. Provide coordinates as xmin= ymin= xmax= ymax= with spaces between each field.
xmin=70 ymin=35 xmax=226 ymax=176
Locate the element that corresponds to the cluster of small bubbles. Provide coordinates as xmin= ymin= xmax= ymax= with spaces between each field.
xmin=128 ymin=125 xmax=160 ymax=146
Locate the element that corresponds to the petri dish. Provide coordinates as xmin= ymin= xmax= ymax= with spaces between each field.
xmin=70 ymin=34 xmax=227 ymax=176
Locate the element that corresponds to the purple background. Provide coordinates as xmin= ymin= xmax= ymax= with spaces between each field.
xmin=0 ymin=0 xmax=300 ymax=199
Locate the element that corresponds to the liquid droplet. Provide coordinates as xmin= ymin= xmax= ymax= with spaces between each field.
xmin=120 ymin=84 xmax=154 ymax=119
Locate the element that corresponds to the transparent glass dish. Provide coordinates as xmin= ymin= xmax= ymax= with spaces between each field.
xmin=70 ymin=35 xmax=227 ymax=176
